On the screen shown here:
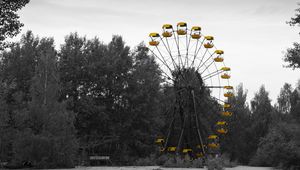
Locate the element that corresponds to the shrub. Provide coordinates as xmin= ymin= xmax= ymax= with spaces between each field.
xmin=206 ymin=156 xmax=224 ymax=170
xmin=155 ymin=154 xmax=169 ymax=165
xmin=135 ymin=154 xmax=156 ymax=166
xmin=220 ymin=154 xmax=238 ymax=168
xmin=250 ymin=122 xmax=300 ymax=169
xmin=12 ymin=128 xmax=77 ymax=168
xmin=163 ymin=155 xmax=204 ymax=168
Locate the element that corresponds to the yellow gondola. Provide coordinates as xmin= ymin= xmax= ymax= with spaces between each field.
xmin=149 ymin=41 xmax=159 ymax=46
xmin=155 ymin=138 xmax=164 ymax=144
xmin=204 ymin=43 xmax=214 ymax=48
xmin=162 ymin=24 xmax=173 ymax=37
xmin=196 ymin=144 xmax=204 ymax=149
xmin=215 ymin=50 xmax=224 ymax=55
xmin=221 ymin=67 xmax=231 ymax=71
xmin=196 ymin=153 xmax=204 ymax=158
xmin=149 ymin=32 xmax=160 ymax=46
xmin=217 ymin=128 xmax=228 ymax=134
xmin=191 ymin=26 xmax=201 ymax=39
xmin=177 ymin=22 xmax=187 ymax=35
xmin=216 ymin=121 xmax=227 ymax=126
xmin=204 ymin=36 xmax=214 ymax=48
xmin=167 ymin=147 xmax=176 ymax=152
xmin=224 ymin=92 xmax=234 ymax=97
xmin=221 ymin=73 xmax=231 ymax=79
xmin=205 ymin=36 xmax=214 ymax=40
xmin=207 ymin=135 xmax=219 ymax=148
xmin=208 ymin=143 xmax=219 ymax=148
xmin=214 ymin=57 xmax=224 ymax=62
xmin=224 ymin=86 xmax=233 ymax=90
xmin=208 ymin=135 xmax=218 ymax=139
xmin=221 ymin=111 xmax=233 ymax=117
xmin=182 ymin=148 xmax=192 ymax=153
xmin=223 ymin=103 xmax=231 ymax=108
xmin=162 ymin=32 xmax=172 ymax=37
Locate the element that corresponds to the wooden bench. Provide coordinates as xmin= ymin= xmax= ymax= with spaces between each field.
xmin=89 ymin=155 xmax=112 ymax=165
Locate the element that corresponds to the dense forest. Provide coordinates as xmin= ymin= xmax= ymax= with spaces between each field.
xmin=0 ymin=0 xmax=300 ymax=169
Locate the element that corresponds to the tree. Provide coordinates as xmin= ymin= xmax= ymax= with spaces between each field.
xmin=222 ymin=84 xmax=251 ymax=164
xmin=123 ymin=43 xmax=162 ymax=159
xmin=277 ymin=83 xmax=293 ymax=114
xmin=0 ymin=31 xmax=38 ymax=163
xmin=247 ymin=85 xmax=274 ymax=162
xmin=58 ymin=34 xmax=164 ymax=164
xmin=290 ymin=84 xmax=300 ymax=122
xmin=250 ymin=122 xmax=300 ymax=169
xmin=13 ymin=37 xmax=77 ymax=168
xmin=284 ymin=4 xmax=300 ymax=69
xmin=0 ymin=0 xmax=30 ymax=49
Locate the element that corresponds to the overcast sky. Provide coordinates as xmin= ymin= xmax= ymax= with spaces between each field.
xmin=15 ymin=0 xmax=300 ymax=104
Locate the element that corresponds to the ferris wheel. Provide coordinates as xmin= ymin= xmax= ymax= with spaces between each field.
xmin=148 ymin=22 xmax=234 ymax=158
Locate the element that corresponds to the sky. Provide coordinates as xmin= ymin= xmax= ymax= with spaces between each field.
xmin=14 ymin=0 xmax=300 ymax=104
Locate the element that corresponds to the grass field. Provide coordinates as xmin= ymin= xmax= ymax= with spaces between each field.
xmin=55 ymin=166 xmax=272 ymax=170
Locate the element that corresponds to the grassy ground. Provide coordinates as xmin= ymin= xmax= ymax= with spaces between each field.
xmin=55 ymin=166 xmax=272 ymax=170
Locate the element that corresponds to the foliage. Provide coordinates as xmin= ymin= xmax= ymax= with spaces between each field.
xmin=222 ymin=84 xmax=251 ymax=164
xmin=250 ymin=122 xmax=300 ymax=169
xmin=135 ymin=153 xmax=156 ymax=166
xmin=0 ymin=32 xmax=77 ymax=168
xmin=247 ymin=85 xmax=274 ymax=160
xmin=57 ymin=33 xmax=163 ymax=164
xmin=285 ymin=4 xmax=300 ymax=69
xmin=162 ymin=155 xmax=204 ymax=168
xmin=277 ymin=83 xmax=293 ymax=114
xmin=135 ymin=154 xmax=204 ymax=168
xmin=290 ymin=85 xmax=300 ymax=122
xmin=284 ymin=43 xmax=300 ymax=69
xmin=1 ymin=29 xmax=300 ymax=168
xmin=0 ymin=31 xmax=39 ymax=162
xmin=0 ymin=0 xmax=30 ymax=49
xmin=206 ymin=156 xmax=224 ymax=170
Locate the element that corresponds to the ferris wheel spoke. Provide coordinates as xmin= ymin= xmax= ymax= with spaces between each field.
xmin=190 ymin=38 xmax=199 ymax=67
xmin=172 ymin=29 xmax=184 ymax=68
xmin=203 ymin=71 xmax=224 ymax=81
xmin=184 ymin=31 xmax=192 ymax=67
xmin=196 ymin=49 xmax=213 ymax=72
xmin=211 ymin=55 xmax=222 ymax=100
xmin=160 ymin=37 xmax=180 ymax=70
xmin=159 ymin=71 xmax=175 ymax=82
xmin=197 ymin=51 xmax=215 ymax=72
xmin=191 ymin=90 xmax=206 ymax=155
xmin=202 ymin=68 xmax=223 ymax=77
xmin=203 ymin=69 xmax=223 ymax=78
xmin=210 ymin=96 xmax=226 ymax=104
xmin=149 ymin=48 xmax=173 ymax=74
xmin=190 ymin=38 xmax=205 ymax=68
xmin=206 ymin=86 xmax=227 ymax=89
xmin=200 ymin=60 xmax=215 ymax=75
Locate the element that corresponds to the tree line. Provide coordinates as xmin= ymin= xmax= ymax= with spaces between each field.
xmin=0 ymin=31 xmax=164 ymax=167
xmin=0 ymin=30 xmax=299 ymax=169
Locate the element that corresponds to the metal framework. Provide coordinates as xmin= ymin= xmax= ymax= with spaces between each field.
xmin=148 ymin=22 xmax=234 ymax=159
